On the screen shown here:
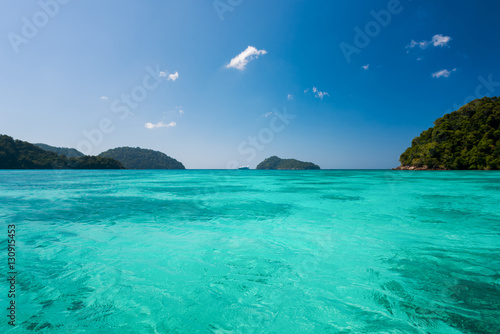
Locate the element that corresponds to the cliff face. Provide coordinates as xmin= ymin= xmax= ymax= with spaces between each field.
xmin=256 ymin=156 xmax=320 ymax=170
xmin=397 ymin=97 xmax=500 ymax=170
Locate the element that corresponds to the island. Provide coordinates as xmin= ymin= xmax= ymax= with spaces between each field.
xmin=99 ymin=147 xmax=185 ymax=169
xmin=0 ymin=135 xmax=124 ymax=169
xmin=256 ymin=156 xmax=320 ymax=170
xmin=35 ymin=143 xmax=85 ymax=158
xmin=395 ymin=96 xmax=500 ymax=170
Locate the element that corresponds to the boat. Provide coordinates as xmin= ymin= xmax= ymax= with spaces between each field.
xmin=238 ymin=166 xmax=250 ymax=170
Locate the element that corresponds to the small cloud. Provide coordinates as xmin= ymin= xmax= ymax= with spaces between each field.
xmin=312 ymin=87 xmax=329 ymax=99
xmin=287 ymin=94 xmax=294 ymax=100
xmin=432 ymin=68 xmax=456 ymax=79
xmin=432 ymin=34 xmax=451 ymax=47
xmin=264 ymin=112 xmax=274 ymax=117
xmin=417 ymin=57 xmax=423 ymax=61
xmin=362 ymin=64 xmax=370 ymax=70
xmin=145 ymin=121 xmax=176 ymax=129
xmin=100 ymin=96 xmax=108 ymax=101
xmin=304 ymin=88 xmax=309 ymax=94
xmin=175 ymin=106 xmax=184 ymax=115
xmin=159 ymin=71 xmax=167 ymax=78
xmin=406 ymin=34 xmax=451 ymax=50
xmin=406 ymin=39 xmax=429 ymax=49
xmin=226 ymin=46 xmax=267 ymax=70
xmin=167 ymin=72 xmax=179 ymax=81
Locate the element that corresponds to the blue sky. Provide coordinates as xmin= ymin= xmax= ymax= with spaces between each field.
xmin=1 ymin=0 xmax=499 ymax=169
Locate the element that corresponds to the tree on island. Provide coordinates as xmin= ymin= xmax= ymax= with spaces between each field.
xmin=0 ymin=134 xmax=124 ymax=169
xmin=35 ymin=143 xmax=84 ymax=158
xmin=256 ymin=156 xmax=320 ymax=170
xmin=398 ymin=96 xmax=500 ymax=170
xmin=99 ymin=147 xmax=185 ymax=169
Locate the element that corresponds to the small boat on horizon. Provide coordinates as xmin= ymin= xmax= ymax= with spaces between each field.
xmin=238 ymin=166 xmax=250 ymax=170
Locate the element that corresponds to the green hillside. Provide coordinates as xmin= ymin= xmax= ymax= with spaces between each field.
xmin=256 ymin=156 xmax=320 ymax=170
xmin=398 ymin=97 xmax=500 ymax=170
xmin=0 ymin=134 xmax=124 ymax=169
xmin=35 ymin=143 xmax=84 ymax=158
xmin=99 ymin=147 xmax=185 ymax=169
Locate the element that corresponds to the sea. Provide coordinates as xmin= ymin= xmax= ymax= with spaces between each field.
xmin=0 ymin=170 xmax=499 ymax=333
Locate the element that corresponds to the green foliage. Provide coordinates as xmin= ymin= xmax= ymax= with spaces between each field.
xmin=256 ymin=156 xmax=320 ymax=170
xmin=1 ymin=134 xmax=66 ymax=169
xmin=35 ymin=143 xmax=84 ymax=158
xmin=69 ymin=156 xmax=124 ymax=169
xmin=400 ymin=97 xmax=500 ymax=170
xmin=0 ymin=134 xmax=124 ymax=169
xmin=99 ymin=147 xmax=185 ymax=169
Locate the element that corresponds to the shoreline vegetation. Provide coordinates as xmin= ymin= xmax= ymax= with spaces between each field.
xmin=393 ymin=165 xmax=450 ymax=171
xmin=0 ymin=135 xmax=186 ymax=170
xmin=98 ymin=147 xmax=185 ymax=170
xmin=256 ymin=156 xmax=320 ymax=170
xmin=395 ymin=96 xmax=499 ymax=170
xmin=1 ymin=97 xmax=499 ymax=170
xmin=0 ymin=135 xmax=124 ymax=170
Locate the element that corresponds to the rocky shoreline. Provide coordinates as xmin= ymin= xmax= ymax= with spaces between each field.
xmin=392 ymin=165 xmax=450 ymax=171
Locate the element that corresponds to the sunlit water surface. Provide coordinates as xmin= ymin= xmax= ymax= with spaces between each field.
xmin=0 ymin=170 xmax=499 ymax=333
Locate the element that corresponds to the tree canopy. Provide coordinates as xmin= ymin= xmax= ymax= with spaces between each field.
xmin=256 ymin=156 xmax=320 ymax=170
xmin=0 ymin=134 xmax=124 ymax=169
xmin=99 ymin=147 xmax=185 ymax=169
xmin=399 ymin=97 xmax=500 ymax=170
xmin=35 ymin=143 xmax=84 ymax=158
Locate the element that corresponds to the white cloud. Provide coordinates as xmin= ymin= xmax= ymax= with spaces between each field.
xmin=432 ymin=68 xmax=456 ymax=79
xmin=264 ymin=112 xmax=274 ymax=117
xmin=145 ymin=121 xmax=176 ymax=129
xmin=174 ymin=106 xmax=184 ymax=115
xmin=100 ymin=96 xmax=108 ymax=100
xmin=362 ymin=64 xmax=370 ymax=70
xmin=304 ymin=88 xmax=309 ymax=94
xmin=432 ymin=34 xmax=451 ymax=47
xmin=407 ymin=39 xmax=429 ymax=49
xmin=167 ymin=72 xmax=179 ymax=81
xmin=287 ymin=94 xmax=294 ymax=100
xmin=312 ymin=87 xmax=329 ymax=99
xmin=226 ymin=46 xmax=267 ymax=70
xmin=159 ymin=71 xmax=178 ymax=81
xmin=406 ymin=34 xmax=451 ymax=50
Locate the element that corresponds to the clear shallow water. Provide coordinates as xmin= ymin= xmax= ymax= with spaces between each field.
xmin=0 ymin=170 xmax=499 ymax=333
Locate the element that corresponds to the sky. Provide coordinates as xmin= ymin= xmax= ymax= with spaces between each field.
xmin=1 ymin=0 xmax=500 ymax=169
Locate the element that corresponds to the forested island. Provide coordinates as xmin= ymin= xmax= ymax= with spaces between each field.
xmin=4 ymin=95 xmax=499 ymax=172
xmin=256 ymin=156 xmax=320 ymax=170
xmin=99 ymin=147 xmax=185 ymax=169
xmin=0 ymin=135 xmax=185 ymax=170
xmin=35 ymin=143 xmax=85 ymax=158
xmin=0 ymin=135 xmax=124 ymax=169
xmin=396 ymin=97 xmax=500 ymax=170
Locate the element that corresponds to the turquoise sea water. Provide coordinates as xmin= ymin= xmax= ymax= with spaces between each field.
xmin=1 ymin=170 xmax=499 ymax=333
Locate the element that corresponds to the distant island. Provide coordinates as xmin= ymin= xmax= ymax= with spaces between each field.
xmin=99 ymin=147 xmax=185 ymax=169
xmin=0 ymin=135 xmax=123 ymax=169
xmin=396 ymin=97 xmax=499 ymax=170
xmin=0 ymin=135 xmax=185 ymax=170
xmin=256 ymin=156 xmax=320 ymax=170
xmin=35 ymin=143 xmax=85 ymax=158
xmin=6 ymin=95 xmax=499 ymax=172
